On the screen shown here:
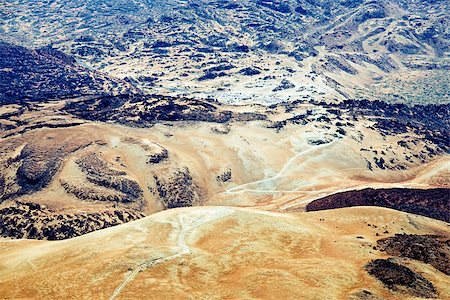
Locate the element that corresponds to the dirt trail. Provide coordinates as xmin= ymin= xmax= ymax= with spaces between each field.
xmin=225 ymin=140 xmax=338 ymax=195
xmin=109 ymin=208 xmax=233 ymax=300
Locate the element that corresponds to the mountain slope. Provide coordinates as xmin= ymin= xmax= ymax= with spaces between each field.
xmin=0 ymin=206 xmax=448 ymax=299
xmin=0 ymin=42 xmax=136 ymax=104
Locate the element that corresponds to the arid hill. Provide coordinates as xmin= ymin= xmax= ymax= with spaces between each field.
xmin=0 ymin=1 xmax=449 ymax=298
xmin=0 ymin=206 xmax=448 ymax=299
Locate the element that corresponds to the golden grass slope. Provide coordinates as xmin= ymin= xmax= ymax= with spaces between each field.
xmin=0 ymin=206 xmax=448 ymax=299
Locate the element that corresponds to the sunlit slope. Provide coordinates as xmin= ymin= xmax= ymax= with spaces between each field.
xmin=0 ymin=206 xmax=448 ymax=299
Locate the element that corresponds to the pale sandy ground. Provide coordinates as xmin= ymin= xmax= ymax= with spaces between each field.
xmin=0 ymin=206 xmax=448 ymax=299
xmin=102 ymin=46 xmax=348 ymax=105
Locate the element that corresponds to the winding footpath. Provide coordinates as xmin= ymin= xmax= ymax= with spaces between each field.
xmin=225 ymin=140 xmax=338 ymax=195
xmin=110 ymin=141 xmax=340 ymax=299
xmin=109 ymin=208 xmax=233 ymax=300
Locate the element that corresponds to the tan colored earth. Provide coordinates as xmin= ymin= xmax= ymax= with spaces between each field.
xmin=0 ymin=99 xmax=448 ymax=299
xmin=2 ymin=99 xmax=448 ymax=216
xmin=0 ymin=206 xmax=449 ymax=299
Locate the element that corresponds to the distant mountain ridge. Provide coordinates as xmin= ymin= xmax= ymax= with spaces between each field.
xmin=1 ymin=0 xmax=449 ymax=103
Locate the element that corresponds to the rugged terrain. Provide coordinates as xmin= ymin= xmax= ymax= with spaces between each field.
xmin=0 ymin=200 xmax=144 ymax=240
xmin=0 ymin=0 xmax=449 ymax=299
xmin=0 ymin=42 xmax=135 ymax=103
xmin=0 ymin=93 xmax=448 ymax=243
xmin=1 ymin=0 xmax=449 ymax=104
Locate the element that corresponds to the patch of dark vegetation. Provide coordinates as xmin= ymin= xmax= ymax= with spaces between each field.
xmin=306 ymin=188 xmax=450 ymax=222
xmin=0 ymin=201 xmax=145 ymax=240
xmin=377 ymin=234 xmax=450 ymax=275
xmin=365 ymin=259 xmax=437 ymax=298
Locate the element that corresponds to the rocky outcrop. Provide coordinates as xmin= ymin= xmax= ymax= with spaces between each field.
xmin=306 ymin=188 xmax=450 ymax=222
xmin=376 ymin=234 xmax=450 ymax=275
xmin=59 ymin=180 xmax=134 ymax=204
xmin=147 ymin=148 xmax=169 ymax=164
xmin=217 ymin=168 xmax=232 ymax=183
xmin=1 ymin=137 xmax=91 ymax=200
xmin=0 ymin=176 xmax=5 ymax=197
xmin=152 ymin=168 xmax=204 ymax=209
xmin=64 ymin=94 xmax=267 ymax=126
xmin=0 ymin=201 xmax=145 ymax=240
xmin=0 ymin=42 xmax=133 ymax=104
xmin=365 ymin=259 xmax=437 ymax=298
xmin=76 ymin=153 xmax=144 ymax=203
xmin=273 ymin=79 xmax=295 ymax=92
xmin=322 ymin=55 xmax=358 ymax=75
xmin=327 ymin=100 xmax=450 ymax=152
xmin=239 ymin=67 xmax=261 ymax=76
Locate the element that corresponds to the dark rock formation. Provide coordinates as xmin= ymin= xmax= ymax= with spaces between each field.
xmin=59 ymin=180 xmax=132 ymax=204
xmin=16 ymin=146 xmax=61 ymax=194
xmin=273 ymin=79 xmax=295 ymax=92
xmin=365 ymin=259 xmax=437 ymax=298
xmin=153 ymin=168 xmax=204 ymax=209
xmin=348 ymin=289 xmax=384 ymax=300
xmin=0 ymin=201 xmax=145 ymax=240
xmin=322 ymin=55 xmax=358 ymax=75
xmin=239 ymin=67 xmax=262 ymax=76
xmin=1 ymin=137 xmax=91 ymax=200
xmin=147 ymin=148 xmax=169 ymax=164
xmin=325 ymin=100 xmax=449 ymax=152
xmin=64 ymin=94 xmax=266 ymax=126
xmin=76 ymin=153 xmax=144 ymax=203
xmin=377 ymin=234 xmax=450 ymax=275
xmin=217 ymin=168 xmax=232 ymax=183
xmin=0 ymin=42 xmax=132 ymax=104
xmin=0 ymin=176 xmax=5 ymax=196
xmin=306 ymin=188 xmax=450 ymax=222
